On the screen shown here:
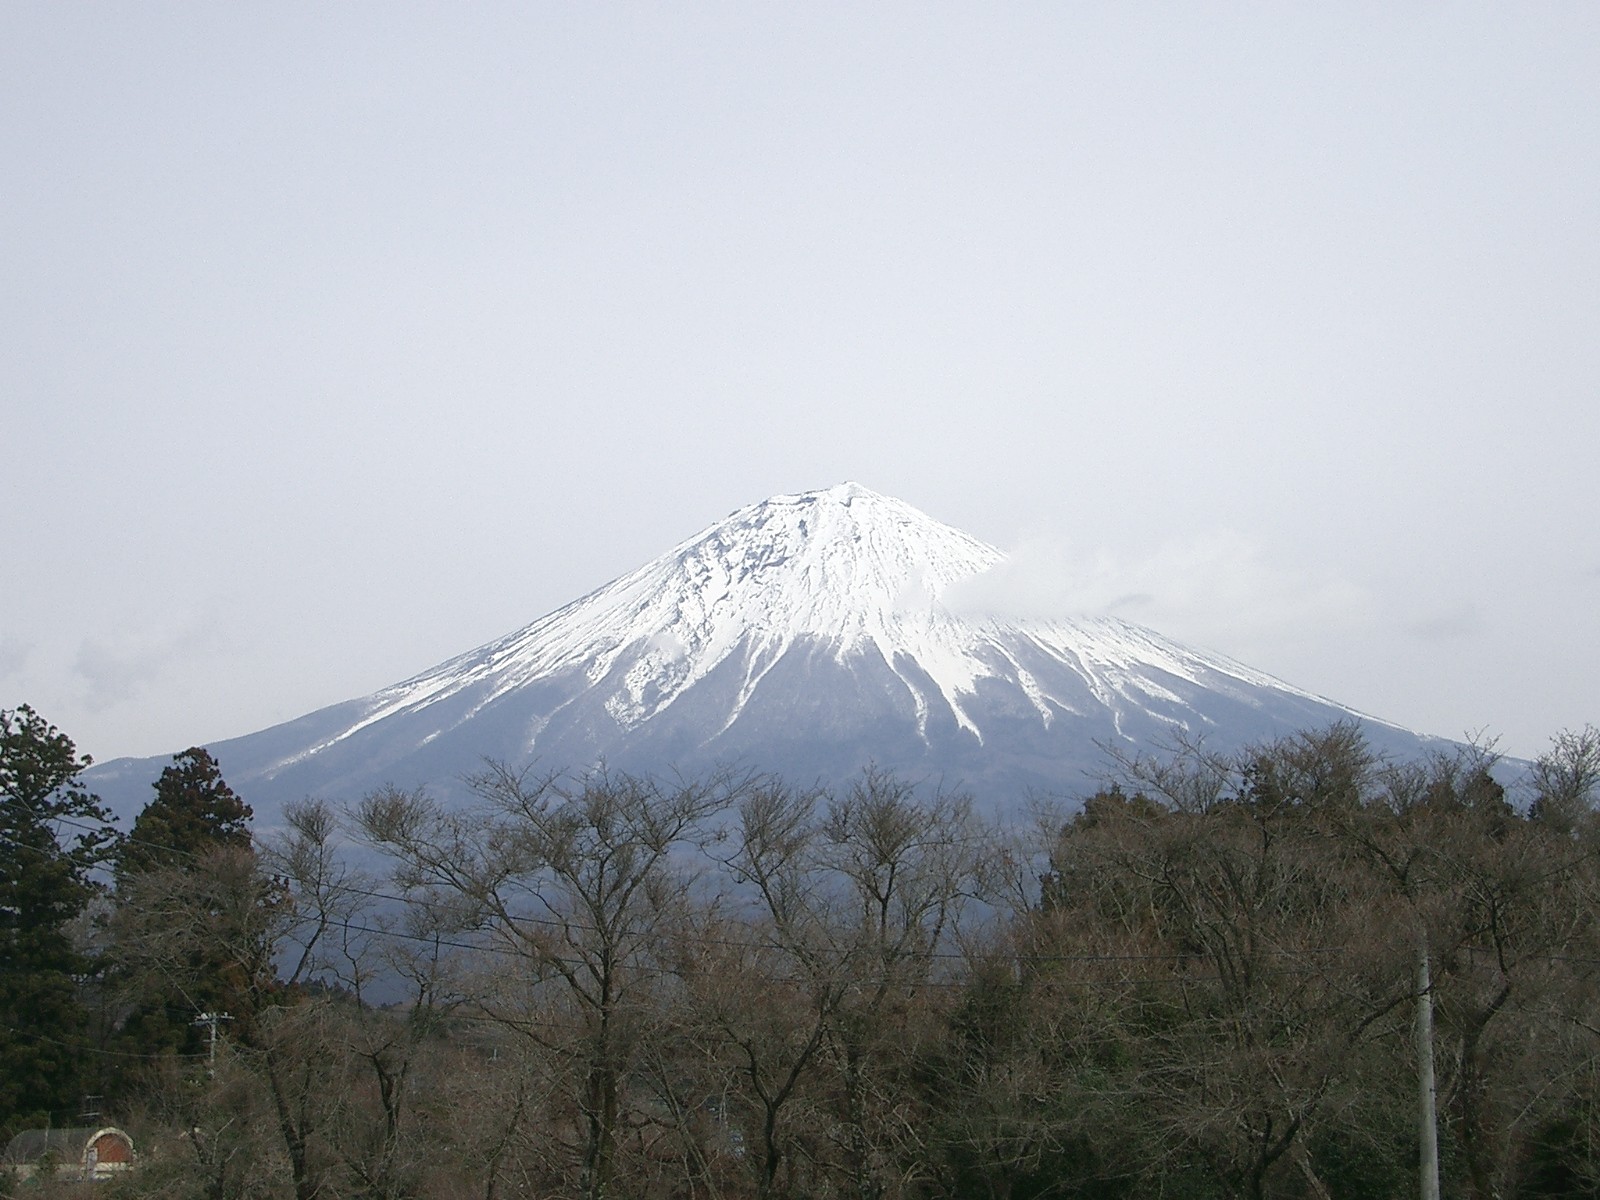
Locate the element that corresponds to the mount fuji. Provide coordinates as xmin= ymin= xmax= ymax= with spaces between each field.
xmin=88 ymin=483 xmax=1443 ymax=818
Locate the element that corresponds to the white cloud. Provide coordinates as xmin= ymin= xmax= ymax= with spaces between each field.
xmin=1401 ymin=606 xmax=1483 ymax=641
xmin=0 ymin=636 xmax=32 ymax=681
xmin=71 ymin=609 xmax=230 ymax=713
xmin=73 ymin=638 xmax=178 ymax=712
xmin=946 ymin=531 xmax=1375 ymax=657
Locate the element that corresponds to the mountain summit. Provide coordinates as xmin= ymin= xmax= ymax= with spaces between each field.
xmin=395 ymin=481 xmax=1008 ymax=742
xmin=89 ymin=484 xmax=1437 ymax=816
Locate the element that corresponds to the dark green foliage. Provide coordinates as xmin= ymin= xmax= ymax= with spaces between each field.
xmin=103 ymin=747 xmax=257 ymax=1103
xmin=0 ymin=705 xmax=119 ymax=1132
xmin=115 ymin=747 xmax=251 ymax=883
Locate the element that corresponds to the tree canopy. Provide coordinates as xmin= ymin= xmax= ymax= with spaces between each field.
xmin=115 ymin=746 xmax=252 ymax=882
xmin=8 ymin=708 xmax=1600 ymax=1198
xmin=0 ymin=705 xmax=119 ymax=1130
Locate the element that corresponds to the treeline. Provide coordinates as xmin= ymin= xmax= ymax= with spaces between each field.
xmin=4 ymin=705 xmax=1600 ymax=1199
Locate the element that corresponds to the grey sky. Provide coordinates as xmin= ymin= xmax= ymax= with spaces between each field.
xmin=3 ymin=4 xmax=1596 ymax=765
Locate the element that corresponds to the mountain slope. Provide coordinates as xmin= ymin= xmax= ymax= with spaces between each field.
xmin=88 ymin=483 xmax=1443 ymax=818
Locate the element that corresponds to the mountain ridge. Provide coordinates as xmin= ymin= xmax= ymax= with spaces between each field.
xmin=86 ymin=483 xmax=1442 ymax=819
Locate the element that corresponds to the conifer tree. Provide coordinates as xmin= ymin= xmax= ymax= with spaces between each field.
xmin=0 ymin=705 xmax=119 ymax=1131
xmin=116 ymin=746 xmax=252 ymax=882
xmin=108 ymin=747 xmax=256 ymax=1085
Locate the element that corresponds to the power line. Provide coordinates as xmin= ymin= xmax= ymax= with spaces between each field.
xmin=0 ymin=1021 xmax=208 ymax=1062
xmin=37 ymin=811 xmax=1368 ymax=969
xmin=23 ymin=810 xmax=1600 ymax=993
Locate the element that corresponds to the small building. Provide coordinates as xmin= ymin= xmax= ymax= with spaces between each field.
xmin=2 ymin=1126 xmax=135 ymax=1182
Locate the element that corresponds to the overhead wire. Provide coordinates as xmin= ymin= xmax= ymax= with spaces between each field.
xmin=34 ymin=810 xmax=1362 ymax=972
xmin=18 ymin=804 xmax=1600 ymax=1000
xmin=15 ymin=809 xmax=1591 ymax=1006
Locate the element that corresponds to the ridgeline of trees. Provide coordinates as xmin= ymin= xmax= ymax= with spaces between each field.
xmin=4 ymin=703 xmax=1600 ymax=1198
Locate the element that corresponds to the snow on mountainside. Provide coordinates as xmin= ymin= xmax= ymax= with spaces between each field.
xmin=86 ymin=483 xmax=1440 ymax=819
xmin=292 ymin=482 xmax=1009 ymax=756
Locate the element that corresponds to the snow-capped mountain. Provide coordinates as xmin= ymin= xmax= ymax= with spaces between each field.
xmin=88 ymin=483 xmax=1441 ymax=818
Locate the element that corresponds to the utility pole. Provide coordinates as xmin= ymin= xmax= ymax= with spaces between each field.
xmin=1417 ymin=934 xmax=1440 ymax=1200
xmin=194 ymin=1011 xmax=233 ymax=1077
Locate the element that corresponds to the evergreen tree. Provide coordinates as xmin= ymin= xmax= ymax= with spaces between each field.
xmin=0 ymin=705 xmax=118 ymax=1131
xmin=115 ymin=746 xmax=251 ymax=882
xmin=107 ymin=748 xmax=256 ymax=1083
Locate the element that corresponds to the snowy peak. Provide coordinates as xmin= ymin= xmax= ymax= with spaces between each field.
xmin=110 ymin=481 xmax=1441 ymax=822
xmin=609 ymin=483 xmax=1004 ymax=736
xmin=653 ymin=482 xmax=1003 ymax=636
xmin=360 ymin=484 xmax=1007 ymax=737
xmin=84 ymin=482 xmax=1446 ymax=822
xmin=329 ymin=484 xmax=1312 ymax=755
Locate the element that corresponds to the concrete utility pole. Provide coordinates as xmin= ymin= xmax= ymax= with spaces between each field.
xmin=194 ymin=1011 xmax=233 ymax=1077
xmin=1416 ymin=935 xmax=1440 ymax=1200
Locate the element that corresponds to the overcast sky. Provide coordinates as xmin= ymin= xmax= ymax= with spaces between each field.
xmin=3 ymin=4 xmax=1596 ymax=766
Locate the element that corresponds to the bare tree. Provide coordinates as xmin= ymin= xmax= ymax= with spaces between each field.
xmin=359 ymin=763 xmax=739 ymax=1200
xmin=1529 ymin=724 xmax=1600 ymax=835
xmin=689 ymin=780 xmax=842 ymax=1200
xmin=692 ymin=770 xmax=987 ymax=1200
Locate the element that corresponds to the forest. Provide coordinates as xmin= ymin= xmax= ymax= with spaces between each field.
xmin=3 ymin=703 xmax=1600 ymax=1199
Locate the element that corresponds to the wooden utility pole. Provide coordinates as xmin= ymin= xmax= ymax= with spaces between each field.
xmin=1416 ymin=935 xmax=1440 ymax=1200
